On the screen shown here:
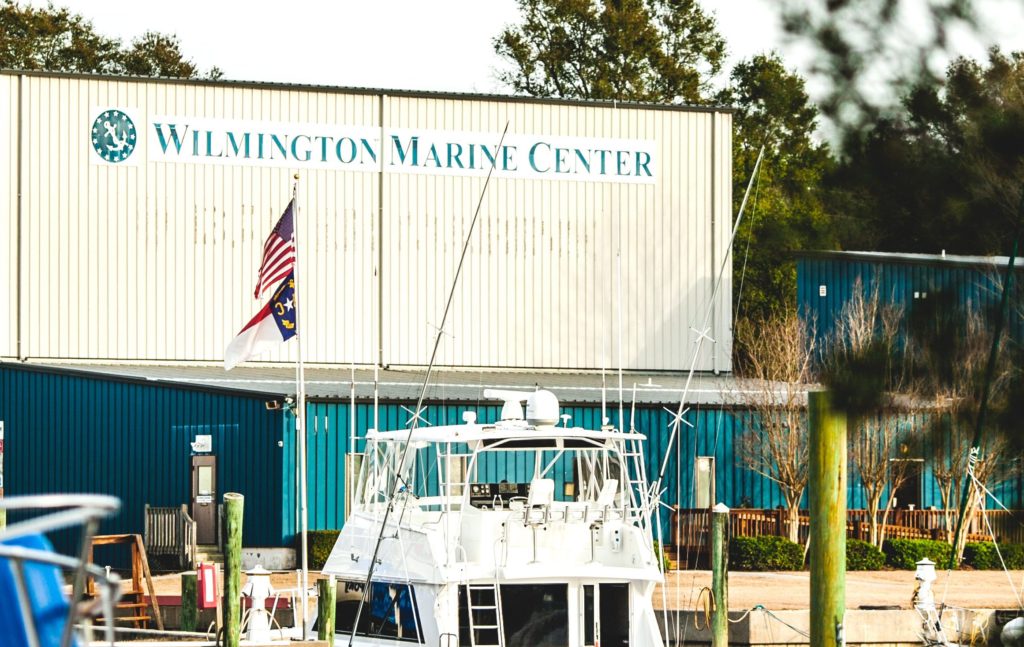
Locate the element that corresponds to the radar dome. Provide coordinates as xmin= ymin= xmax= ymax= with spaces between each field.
xmin=526 ymin=390 xmax=560 ymax=427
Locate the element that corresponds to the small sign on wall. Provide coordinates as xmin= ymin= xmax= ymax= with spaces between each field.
xmin=819 ymin=285 xmax=828 ymax=297
xmin=191 ymin=435 xmax=212 ymax=453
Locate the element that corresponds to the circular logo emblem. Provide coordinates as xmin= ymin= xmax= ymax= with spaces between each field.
xmin=91 ymin=109 xmax=137 ymax=163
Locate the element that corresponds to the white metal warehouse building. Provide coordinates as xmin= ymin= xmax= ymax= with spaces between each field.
xmin=0 ymin=72 xmax=733 ymax=374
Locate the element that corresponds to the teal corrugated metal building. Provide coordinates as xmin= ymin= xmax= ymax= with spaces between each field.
xmin=11 ymin=355 xmax=1018 ymax=554
xmin=289 ymin=402 xmax=803 ymax=538
xmin=796 ymin=250 xmax=1024 ymax=509
xmin=4 ymin=362 xmax=801 ymax=550
xmin=797 ymin=250 xmax=1024 ymax=352
xmin=0 ymin=364 xmax=287 ymax=553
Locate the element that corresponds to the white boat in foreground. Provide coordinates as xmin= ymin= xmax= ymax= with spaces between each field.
xmin=322 ymin=388 xmax=665 ymax=646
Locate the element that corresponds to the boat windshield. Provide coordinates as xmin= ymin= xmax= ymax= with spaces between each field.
xmin=355 ymin=436 xmax=636 ymax=511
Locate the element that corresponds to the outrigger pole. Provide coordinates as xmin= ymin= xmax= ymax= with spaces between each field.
xmin=655 ymin=142 xmax=766 ymax=488
xmin=347 ymin=123 xmax=510 ymax=646
xmin=651 ymin=141 xmax=766 ymax=640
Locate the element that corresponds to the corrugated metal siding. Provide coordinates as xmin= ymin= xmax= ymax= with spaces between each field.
xmin=712 ymin=112 xmax=733 ymax=373
xmin=380 ymin=96 xmax=732 ymax=371
xmin=0 ymin=76 xmax=16 ymax=359
xmin=798 ymin=255 xmax=1024 ymax=352
xmin=0 ymin=364 xmax=286 ymax=553
xmin=4 ymin=361 xmax=1011 ymax=553
xmin=798 ymin=255 xmax=1023 ymax=509
xmin=289 ymin=401 xmax=1000 ymax=541
xmin=4 ymin=72 xmax=731 ymax=372
xmin=11 ymin=75 xmax=379 ymax=364
xmin=288 ymin=401 xmax=783 ymax=539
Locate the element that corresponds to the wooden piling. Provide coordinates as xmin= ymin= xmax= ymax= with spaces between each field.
xmin=223 ymin=493 xmax=244 ymax=647
xmin=711 ymin=502 xmax=730 ymax=647
xmin=809 ymin=391 xmax=846 ymax=647
xmin=318 ymin=575 xmax=337 ymax=646
xmin=180 ymin=571 xmax=198 ymax=632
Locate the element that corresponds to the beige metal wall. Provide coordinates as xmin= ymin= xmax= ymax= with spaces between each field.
xmin=380 ymin=96 xmax=732 ymax=372
xmin=0 ymin=75 xmax=16 ymax=359
xmin=5 ymin=74 xmax=379 ymax=365
xmin=1 ymin=73 xmax=732 ymax=372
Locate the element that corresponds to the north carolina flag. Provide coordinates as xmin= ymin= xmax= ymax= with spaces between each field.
xmin=225 ymin=272 xmax=297 ymax=370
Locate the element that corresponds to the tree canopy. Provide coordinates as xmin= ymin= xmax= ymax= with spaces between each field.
xmin=830 ymin=49 xmax=1024 ymax=254
xmin=494 ymin=0 xmax=725 ymax=103
xmin=719 ymin=53 xmax=834 ymax=323
xmin=0 ymin=1 xmax=221 ymax=79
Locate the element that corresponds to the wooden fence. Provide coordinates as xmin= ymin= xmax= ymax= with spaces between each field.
xmin=143 ymin=503 xmax=197 ymax=570
xmin=670 ymin=507 xmax=1024 ymax=566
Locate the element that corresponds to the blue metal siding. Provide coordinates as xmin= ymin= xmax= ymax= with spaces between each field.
xmin=797 ymin=256 xmax=1024 ymax=353
xmin=0 ymin=365 xmax=286 ymax=553
xmin=9 ymin=360 xmax=1012 ymax=555
xmin=798 ymin=254 xmax=1023 ymax=510
xmin=286 ymin=401 xmax=813 ymax=540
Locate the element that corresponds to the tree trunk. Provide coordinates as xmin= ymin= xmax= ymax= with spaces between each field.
xmin=787 ymin=501 xmax=801 ymax=543
xmin=879 ymin=496 xmax=893 ymax=547
xmin=866 ymin=490 xmax=882 ymax=548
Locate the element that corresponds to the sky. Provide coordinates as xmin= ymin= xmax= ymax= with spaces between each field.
xmin=26 ymin=0 xmax=1024 ymax=101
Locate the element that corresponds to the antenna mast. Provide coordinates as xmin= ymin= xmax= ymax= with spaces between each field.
xmin=347 ymin=123 xmax=510 ymax=646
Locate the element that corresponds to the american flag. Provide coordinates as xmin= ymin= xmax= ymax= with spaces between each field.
xmin=254 ymin=200 xmax=296 ymax=299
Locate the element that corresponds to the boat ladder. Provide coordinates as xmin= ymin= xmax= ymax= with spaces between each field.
xmin=622 ymin=443 xmax=650 ymax=514
xmin=467 ymin=583 xmax=504 ymax=647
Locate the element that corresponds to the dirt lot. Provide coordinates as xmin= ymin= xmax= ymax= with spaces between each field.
xmin=142 ymin=568 xmax=1024 ymax=612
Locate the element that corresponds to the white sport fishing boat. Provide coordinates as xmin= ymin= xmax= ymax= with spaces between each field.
xmin=322 ymin=387 xmax=665 ymax=646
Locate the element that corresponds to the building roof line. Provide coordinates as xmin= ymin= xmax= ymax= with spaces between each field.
xmin=796 ymin=249 xmax=1013 ymax=269
xmin=0 ymin=69 xmax=734 ymax=114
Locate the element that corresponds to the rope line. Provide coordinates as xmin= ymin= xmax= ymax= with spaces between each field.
xmin=966 ymin=450 xmax=1024 ymax=611
xmin=733 ymin=155 xmax=764 ymax=325
xmin=693 ymin=586 xmax=713 ymax=630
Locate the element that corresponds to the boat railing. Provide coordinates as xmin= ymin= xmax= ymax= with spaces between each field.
xmin=0 ymin=494 xmax=123 ymax=647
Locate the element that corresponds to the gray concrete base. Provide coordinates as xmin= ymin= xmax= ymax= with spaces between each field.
xmin=660 ymin=607 xmax=1000 ymax=646
xmin=241 ymin=547 xmax=296 ymax=570
xmin=159 ymin=604 xmax=295 ymax=632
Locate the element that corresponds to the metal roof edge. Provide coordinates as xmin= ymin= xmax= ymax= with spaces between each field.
xmin=0 ymin=69 xmax=734 ymax=114
xmin=795 ymin=249 xmax=1012 ymax=269
xmin=0 ymin=360 xmax=283 ymax=400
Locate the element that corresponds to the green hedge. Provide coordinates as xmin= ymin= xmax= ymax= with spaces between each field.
xmin=730 ymin=536 xmax=804 ymax=571
xmin=882 ymin=538 xmax=952 ymax=570
xmin=302 ymin=529 xmax=342 ymax=571
xmin=963 ymin=542 xmax=1024 ymax=570
xmin=846 ymin=539 xmax=885 ymax=571
xmin=1004 ymin=545 xmax=1024 ymax=569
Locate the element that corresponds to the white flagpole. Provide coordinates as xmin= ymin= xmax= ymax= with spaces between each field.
xmin=291 ymin=173 xmax=310 ymax=639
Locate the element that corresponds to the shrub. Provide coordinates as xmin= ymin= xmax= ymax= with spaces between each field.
xmin=846 ymin=539 xmax=885 ymax=571
xmin=653 ymin=540 xmax=672 ymax=571
xmin=730 ymin=535 xmax=804 ymax=571
xmin=882 ymin=538 xmax=952 ymax=570
xmin=1003 ymin=544 xmax=1024 ymax=569
xmin=303 ymin=529 xmax=341 ymax=571
xmin=963 ymin=542 xmax=998 ymax=569
xmin=964 ymin=542 xmax=1024 ymax=570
